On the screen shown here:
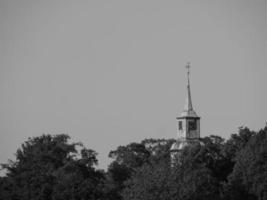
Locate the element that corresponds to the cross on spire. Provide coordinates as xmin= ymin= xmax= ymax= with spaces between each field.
xmin=186 ymin=62 xmax=190 ymax=85
xmin=186 ymin=62 xmax=190 ymax=72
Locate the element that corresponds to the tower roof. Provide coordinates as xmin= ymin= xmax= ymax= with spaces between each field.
xmin=180 ymin=62 xmax=198 ymax=118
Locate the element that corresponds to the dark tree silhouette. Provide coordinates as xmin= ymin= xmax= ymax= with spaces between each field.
xmin=0 ymin=134 xmax=105 ymax=200
xmin=1 ymin=125 xmax=266 ymax=200
xmin=105 ymin=139 xmax=174 ymax=200
xmin=224 ymin=126 xmax=267 ymax=200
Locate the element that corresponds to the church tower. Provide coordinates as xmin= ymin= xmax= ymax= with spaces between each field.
xmin=176 ymin=62 xmax=200 ymax=140
xmin=170 ymin=63 xmax=201 ymax=163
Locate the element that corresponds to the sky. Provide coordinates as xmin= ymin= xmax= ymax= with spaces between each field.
xmin=1 ymin=0 xmax=267 ymax=171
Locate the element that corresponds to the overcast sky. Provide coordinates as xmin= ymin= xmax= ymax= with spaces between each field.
xmin=1 ymin=1 xmax=267 ymax=170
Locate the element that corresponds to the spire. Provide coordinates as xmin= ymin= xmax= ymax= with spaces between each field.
xmin=185 ymin=62 xmax=193 ymax=111
xmin=181 ymin=62 xmax=198 ymax=117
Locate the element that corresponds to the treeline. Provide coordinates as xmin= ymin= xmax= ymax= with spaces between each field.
xmin=0 ymin=125 xmax=267 ymax=200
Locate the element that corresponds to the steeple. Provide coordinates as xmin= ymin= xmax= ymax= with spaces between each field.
xmin=181 ymin=62 xmax=198 ymax=117
xmin=176 ymin=62 xmax=200 ymax=140
xmin=170 ymin=62 xmax=201 ymax=164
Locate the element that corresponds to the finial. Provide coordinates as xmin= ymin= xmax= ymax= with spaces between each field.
xmin=186 ymin=62 xmax=190 ymax=68
xmin=185 ymin=62 xmax=190 ymax=85
xmin=186 ymin=62 xmax=190 ymax=74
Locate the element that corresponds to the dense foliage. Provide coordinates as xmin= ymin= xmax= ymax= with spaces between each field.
xmin=0 ymin=125 xmax=267 ymax=200
xmin=0 ymin=134 xmax=105 ymax=200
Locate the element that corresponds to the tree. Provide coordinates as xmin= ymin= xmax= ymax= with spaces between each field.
xmin=141 ymin=138 xmax=175 ymax=165
xmin=122 ymin=161 xmax=174 ymax=200
xmin=0 ymin=134 xmax=105 ymax=200
xmin=52 ymin=148 xmax=105 ymax=200
xmin=106 ymin=139 xmax=174 ymax=200
xmin=175 ymin=142 xmax=221 ymax=200
xmin=122 ymin=137 xmax=223 ymax=200
xmin=200 ymin=135 xmax=232 ymax=182
xmin=225 ymin=126 xmax=267 ymax=200
xmin=223 ymin=127 xmax=255 ymax=162
xmin=1 ymin=126 xmax=266 ymax=200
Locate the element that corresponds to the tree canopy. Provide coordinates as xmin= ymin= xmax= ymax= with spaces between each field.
xmin=0 ymin=125 xmax=267 ymax=200
xmin=0 ymin=134 xmax=105 ymax=200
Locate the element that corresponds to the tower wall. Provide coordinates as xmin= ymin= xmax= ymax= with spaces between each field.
xmin=177 ymin=118 xmax=187 ymax=138
xmin=177 ymin=117 xmax=200 ymax=139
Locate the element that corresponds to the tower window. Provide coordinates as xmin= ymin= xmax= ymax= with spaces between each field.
xmin=188 ymin=120 xmax=197 ymax=131
xmin=178 ymin=121 xmax=183 ymax=130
